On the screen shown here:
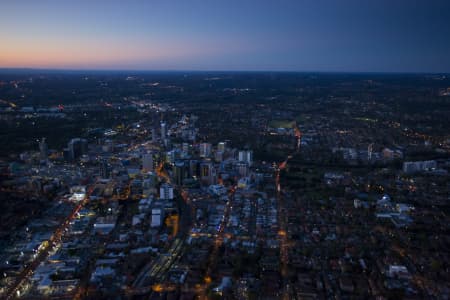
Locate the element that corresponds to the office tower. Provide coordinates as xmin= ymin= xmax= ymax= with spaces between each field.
xmin=182 ymin=142 xmax=189 ymax=157
xmin=217 ymin=142 xmax=226 ymax=152
xmin=160 ymin=183 xmax=174 ymax=200
xmin=403 ymin=160 xmax=437 ymax=173
xmin=151 ymin=207 xmax=164 ymax=228
xmin=67 ymin=138 xmax=88 ymax=161
xmin=236 ymin=161 xmax=249 ymax=177
xmin=39 ymin=137 xmax=48 ymax=161
xmin=189 ymin=160 xmax=199 ymax=178
xmin=199 ymin=143 xmax=212 ymax=158
xmin=152 ymin=128 xmax=158 ymax=143
xmin=161 ymin=121 xmax=167 ymax=141
xmin=173 ymin=160 xmax=188 ymax=185
xmin=166 ymin=150 xmax=176 ymax=164
xmin=238 ymin=150 xmax=253 ymax=166
xmin=200 ymin=161 xmax=216 ymax=185
xmin=100 ymin=159 xmax=110 ymax=179
xmin=142 ymin=153 xmax=154 ymax=171
xmin=215 ymin=150 xmax=224 ymax=162
xmin=102 ymin=139 xmax=114 ymax=153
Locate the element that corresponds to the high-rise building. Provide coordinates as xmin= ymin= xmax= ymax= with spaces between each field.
xmin=39 ymin=137 xmax=48 ymax=162
xmin=66 ymin=138 xmax=88 ymax=161
xmin=199 ymin=143 xmax=212 ymax=158
xmin=236 ymin=162 xmax=249 ymax=177
xmin=152 ymin=128 xmax=158 ymax=143
xmin=142 ymin=153 xmax=154 ymax=171
xmin=215 ymin=151 xmax=224 ymax=162
xmin=403 ymin=160 xmax=437 ymax=173
xmin=238 ymin=150 xmax=253 ymax=166
xmin=160 ymin=121 xmax=167 ymax=141
xmin=182 ymin=142 xmax=190 ymax=157
xmin=368 ymin=143 xmax=373 ymax=161
xmin=151 ymin=207 xmax=164 ymax=228
xmin=200 ymin=161 xmax=216 ymax=185
xmin=217 ymin=142 xmax=226 ymax=152
xmin=173 ymin=160 xmax=188 ymax=185
xmin=189 ymin=160 xmax=199 ymax=178
xmin=160 ymin=183 xmax=174 ymax=200
xmin=100 ymin=159 xmax=110 ymax=179
xmin=166 ymin=150 xmax=176 ymax=164
xmin=102 ymin=139 xmax=114 ymax=153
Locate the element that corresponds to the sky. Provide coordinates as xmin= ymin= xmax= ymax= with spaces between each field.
xmin=1 ymin=0 xmax=450 ymax=72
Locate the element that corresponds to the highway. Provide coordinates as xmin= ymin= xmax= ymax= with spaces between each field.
xmin=132 ymin=238 xmax=184 ymax=290
xmin=129 ymin=169 xmax=192 ymax=298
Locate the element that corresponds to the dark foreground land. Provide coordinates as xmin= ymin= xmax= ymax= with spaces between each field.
xmin=0 ymin=71 xmax=449 ymax=299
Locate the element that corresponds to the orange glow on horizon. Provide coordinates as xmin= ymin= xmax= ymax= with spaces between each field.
xmin=1 ymin=41 xmax=176 ymax=69
xmin=0 ymin=34 xmax=241 ymax=70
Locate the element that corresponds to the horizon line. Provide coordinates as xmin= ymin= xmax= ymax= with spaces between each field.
xmin=0 ymin=67 xmax=449 ymax=75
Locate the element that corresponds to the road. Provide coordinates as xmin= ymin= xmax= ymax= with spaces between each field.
xmin=198 ymin=186 xmax=236 ymax=298
xmin=4 ymin=189 xmax=91 ymax=300
xmin=276 ymin=167 xmax=294 ymax=300
xmin=276 ymin=125 xmax=301 ymax=300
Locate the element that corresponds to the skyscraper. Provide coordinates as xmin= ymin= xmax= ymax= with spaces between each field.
xmin=199 ymin=143 xmax=212 ymax=158
xmin=152 ymin=128 xmax=158 ymax=143
xmin=66 ymin=138 xmax=88 ymax=161
xmin=39 ymin=138 xmax=48 ymax=162
xmin=236 ymin=161 xmax=249 ymax=177
xmin=173 ymin=160 xmax=188 ymax=185
xmin=100 ymin=159 xmax=110 ymax=179
xmin=142 ymin=153 xmax=154 ymax=171
xmin=160 ymin=121 xmax=167 ymax=142
xmin=160 ymin=183 xmax=174 ymax=200
xmin=200 ymin=161 xmax=216 ymax=185
xmin=368 ymin=143 xmax=373 ymax=161
xmin=189 ymin=160 xmax=199 ymax=178
xmin=217 ymin=142 xmax=226 ymax=152
xmin=182 ymin=142 xmax=190 ymax=158
xmin=238 ymin=150 xmax=253 ymax=166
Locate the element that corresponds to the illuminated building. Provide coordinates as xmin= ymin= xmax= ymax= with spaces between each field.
xmin=200 ymin=160 xmax=216 ymax=185
xmin=238 ymin=150 xmax=253 ymax=166
xmin=173 ymin=160 xmax=188 ymax=185
xmin=161 ymin=121 xmax=167 ymax=141
xmin=215 ymin=150 xmax=224 ymax=162
xmin=151 ymin=207 xmax=164 ymax=227
xmin=236 ymin=161 xmax=249 ymax=177
xmin=403 ymin=160 xmax=437 ymax=173
xmin=181 ymin=142 xmax=190 ymax=158
xmin=189 ymin=159 xmax=199 ymax=177
xmin=217 ymin=141 xmax=226 ymax=152
xmin=160 ymin=183 xmax=174 ymax=200
xmin=200 ymin=143 xmax=212 ymax=158
xmin=368 ymin=143 xmax=373 ymax=161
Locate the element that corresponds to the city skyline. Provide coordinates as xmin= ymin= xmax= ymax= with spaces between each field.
xmin=1 ymin=0 xmax=450 ymax=73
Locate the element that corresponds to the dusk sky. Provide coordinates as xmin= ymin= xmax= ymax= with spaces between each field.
xmin=1 ymin=0 xmax=450 ymax=72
